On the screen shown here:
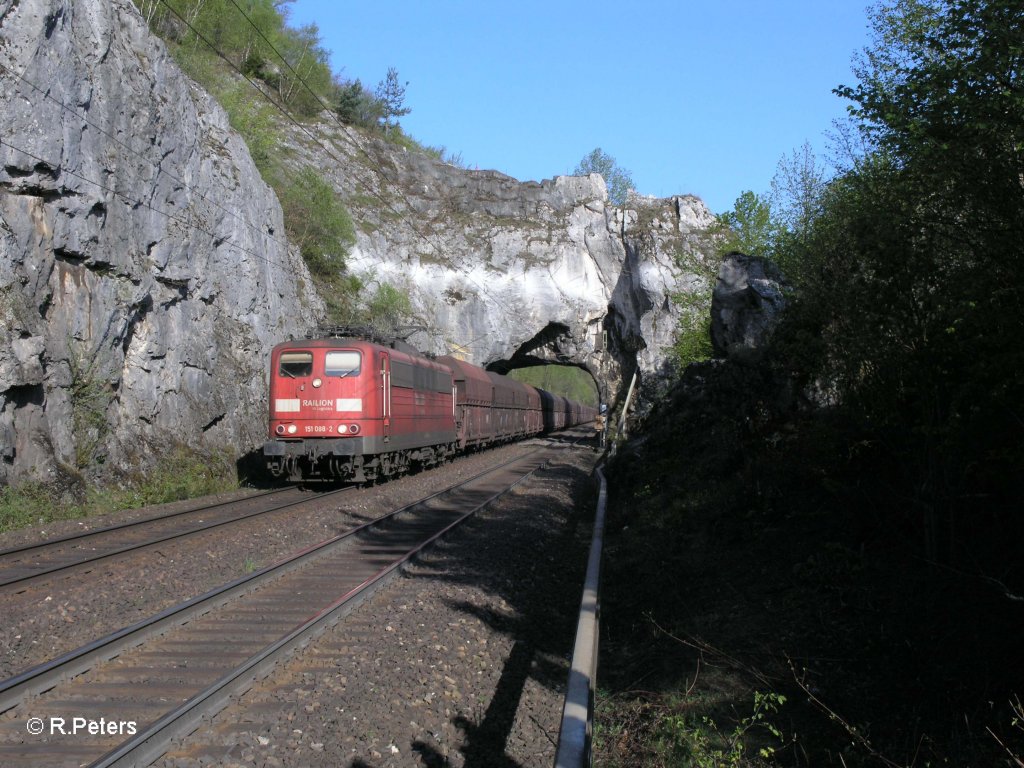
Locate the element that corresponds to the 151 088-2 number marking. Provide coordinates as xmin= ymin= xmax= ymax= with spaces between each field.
xmin=304 ymin=425 xmax=334 ymax=434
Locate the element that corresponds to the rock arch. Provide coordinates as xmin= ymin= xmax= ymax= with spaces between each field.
xmin=484 ymin=321 xmax=605 ymax=404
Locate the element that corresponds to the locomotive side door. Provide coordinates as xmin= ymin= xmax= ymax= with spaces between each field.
xmin=379 ymin=351 xmax=391 ymax=442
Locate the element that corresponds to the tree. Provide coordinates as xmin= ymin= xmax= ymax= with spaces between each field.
xmin=375 ymin=67 xmax=410 ymax=134
xmin=837 ymin=0 xmax=1024 ymax=241
xmin=335 ymin=79 xmax=383 ymax=127
xmin=772 ymin=0 xmax=1024 ymax=561
xmin=573 ymin=148 xmax=636 ymax=206
xmin=279 ymin=166 xmax=355 ymax=277
xmin=717 ymin=190 xmax=778 ymax=257
xmin=366 ymin=283 xmax=412 ymax=334
xmin=769 ymin=142 xmax=828 ymax=240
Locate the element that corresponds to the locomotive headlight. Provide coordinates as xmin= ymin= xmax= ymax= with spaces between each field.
xmin=275 ymin=425 xmax=285 ymax=435
xmin=312 ymin=378 xmax=322 ymax=388
xmin=350 ymin=424 xmax=360 ymax=435
xmin=287 ymin=424 xmax=298 ymax=435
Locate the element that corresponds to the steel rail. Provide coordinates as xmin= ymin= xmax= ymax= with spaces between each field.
xmin=0 ymin=487 xmax=292 ymax=559
xmin=90 ymin=449 xmax=550 ymax=768
xmin=0 ymin=443 xmax=552 ymax=715
xmin=0 ymin=486 xmax=353 ymax=589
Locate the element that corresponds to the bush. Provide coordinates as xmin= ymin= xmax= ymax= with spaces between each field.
xmin=279 ymin=166 xmax=355 ymax=277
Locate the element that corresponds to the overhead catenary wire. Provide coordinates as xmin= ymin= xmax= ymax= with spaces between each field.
xmin=0 ymin=135 xmax=295 ymax=274
xmin=156 ymin=0 xmax=357 ymax=177
xmin=4 ymin=0 xmax=522 ymax=358
xmin=130 ymin=0 xmax=515 ymax=330
xmin=0 ymin=59 xmax=295 ymax=265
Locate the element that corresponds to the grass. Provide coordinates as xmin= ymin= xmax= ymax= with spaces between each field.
xmin=0 ymin=447 xmax=238 ymax=535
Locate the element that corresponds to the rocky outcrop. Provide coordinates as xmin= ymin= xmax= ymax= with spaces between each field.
xmin=710 ymin=252 xmax=786 ymax=363
xmin=0 ymin=0 xmax=317 ymax=485
xmin=281 ymin=121 xmax=720 ymax=402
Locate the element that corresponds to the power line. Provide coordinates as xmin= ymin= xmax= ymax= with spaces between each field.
xmin=157 ymin=0 xmax=358 ymax=186
xmin=0 ymin=135 xmax=295 ymax=274
xmin=224 ymin=0 xmax=337 ymax=119
xmin=8 ymin=0 xmax=517 ymax=350
xmin=0 ymin=59 xmax=294 ymax=261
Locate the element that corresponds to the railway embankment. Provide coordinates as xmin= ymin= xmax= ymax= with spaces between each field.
xmin=595 ymin=357 xmax=1024 ymax=766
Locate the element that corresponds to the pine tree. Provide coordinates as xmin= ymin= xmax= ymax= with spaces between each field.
xmin=375 ymin=67 xmax=410 ymax=134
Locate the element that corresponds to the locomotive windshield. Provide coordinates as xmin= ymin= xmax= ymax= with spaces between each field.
xmin=325 ymin=350 xmax=361 ymax=377
xmin=279 ymin=351 xmax=313 ymax=378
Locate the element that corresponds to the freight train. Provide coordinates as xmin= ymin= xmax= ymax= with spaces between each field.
xmin=263 ymin=334 xmax=596 ymax=482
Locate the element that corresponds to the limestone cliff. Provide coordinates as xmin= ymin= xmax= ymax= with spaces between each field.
xmin=0 ymin=0 xmax=317 ymax=485
xmin=0 ymin=0 xmax=718 ymax=487
xmin=281 ymin=120 xmax=719 ymax=402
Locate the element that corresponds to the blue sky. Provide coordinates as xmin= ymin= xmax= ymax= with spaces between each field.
xmin=286 ymin=1 xmax=873 ymax=215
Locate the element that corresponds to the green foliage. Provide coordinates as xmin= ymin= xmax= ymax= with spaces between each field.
xmin=375 ymin=67 xmax=411 ymax=134
xmin=0 ymin=446 xmax=237 ymax=534
xmin=106 ymin=445 xmax=237 ymax=508
xmin=669 ymin=294 xmax=714 ymax=368
xmin=218 ymin=83 xmax=280 ymax=173
xmin=671 ymin=313 xmax=714 ymax=368
xmin=574 ymin=147 xmax=636 ymax=206
xmin=366 ymin=282 xmax=413 ymax=333
xmin=717 ymin=190 xmax=779 ymax=258
xmin=132 ymin=0 xmax=437 ymax=331
xmin=598 ymin=692 xmax=782 ymax=768
xmin=135 ymin=0 xmax=340 ymax=119
xmin=669 ymin=248 xmax=717 ymax=369
xmin=316 ymin=272 xmax=365 ymax=328
xmin=68 ymin=343 xmax=112 ymax=469
xmin=653 ymin=692 xmax=787 ymax=767
xmin=424 ymin=145 xmax=469 ymax=169
xmin=0 ymin=482 xmax=57 ymax=534
xmin=279 ymin=166 xmax=355 ymax=277
xmin=769 ymin=141 xmax=828 ymax=240
xmin=771 ymin=0 xmax=1024 ymax=560
xmin=508 ymin=365 xmax=599 ymax=406
xmin=335 ymin=78 xmax=384 ymax=128
xmin=275 ymin=166 xmax=365 ymax=325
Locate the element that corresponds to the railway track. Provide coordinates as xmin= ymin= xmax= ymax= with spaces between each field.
xmin=0 ymin=486 xmax=350 ymax=591
xmin=0 ymin=439 xmax=566 ymax=767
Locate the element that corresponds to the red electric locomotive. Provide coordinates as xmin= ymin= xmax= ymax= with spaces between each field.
xmin=264 ymin=333 xmax=597 ymax=483
xmin=264 ymin=337 xmax=457 ymax=482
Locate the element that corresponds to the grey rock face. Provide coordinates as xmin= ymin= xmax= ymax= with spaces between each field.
xmin=0 ymin=0 xmax=719 ymax=488
xmin=710 ymin=252 xmax=787 ymax=362
xmin=0 ymin=0 xmax=317 ymax=485
xmin=282 ymin=121 xmax=720 ymax=403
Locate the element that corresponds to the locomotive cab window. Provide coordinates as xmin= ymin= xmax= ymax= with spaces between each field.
xmin=279 ymin=351 xmax=313 ymax=378
xmin=325 ymin=350 xmax=361 ymax=377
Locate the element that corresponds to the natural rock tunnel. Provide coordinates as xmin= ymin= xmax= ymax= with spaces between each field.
xmin=484 ymin=321 xmax=607 ymax=403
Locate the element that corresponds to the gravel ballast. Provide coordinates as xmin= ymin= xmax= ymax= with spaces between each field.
xmin=155 ymin=444 xmax=599 ymax=768
xmin=0 ymin=441 xmax=581 ymax=679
